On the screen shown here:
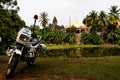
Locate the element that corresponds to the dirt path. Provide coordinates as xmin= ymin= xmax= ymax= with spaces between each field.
xmin=0 ymin=56 xmax=8 ymax=80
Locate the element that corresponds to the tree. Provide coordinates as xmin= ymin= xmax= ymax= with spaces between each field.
xmin=108 ymin=5 xmax=120 ymax=25
xmin=83 ymin=10 xmax=98 ymax=34
xmin=82 ymin=5 xmax=120 ymax=44
xmin=98 ymin=11 xmax=107 ymax=43
xmin=105 ymin=5 xmax=120 ymax=44
xmin=39 ymin=11 xmax=49 ymax=33
xmin=0 ymin=0 xmax=25 ymax=54
xmin=0 ymin=0 xmax=19 ymax=11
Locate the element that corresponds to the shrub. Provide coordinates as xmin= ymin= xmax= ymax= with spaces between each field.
xmin=81 ymin=32 xmax=102 ymax=44
xmin=36 ymin=29 xmax=76 ymax=44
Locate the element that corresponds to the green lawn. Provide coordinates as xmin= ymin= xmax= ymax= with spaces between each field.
xmin=1 ymin=56 xmax=120 ymax=80
xmin=34 ymin=57 xmax=120 ymax=80
xmin=46 ymin=44 xmax=120 ymax=49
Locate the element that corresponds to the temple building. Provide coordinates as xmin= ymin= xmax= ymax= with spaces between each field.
xmin=65 ymin=19 xmax=90 ymax=34
xmin=118 ymin=21 xmax=120 ymax=27
xmin=65 ymin=18 xmax=90 ymax=44
xmin=49 ymin=16 xmax=64 ymax=31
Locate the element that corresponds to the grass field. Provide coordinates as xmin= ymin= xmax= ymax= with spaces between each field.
xmin=46 ymin=44 xmax=120 ymax=49
xmin=0 ymin=56 xmax=120 ymax=80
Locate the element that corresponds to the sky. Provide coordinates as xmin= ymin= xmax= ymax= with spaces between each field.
xmin=17 ymin=0 xmax=120 ymax=27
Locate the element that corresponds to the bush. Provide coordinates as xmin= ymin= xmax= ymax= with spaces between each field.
xmin=81 ymin=32 xmax=102 ymax=44
xmin=36 ymin=29 xmax=76 ymax=44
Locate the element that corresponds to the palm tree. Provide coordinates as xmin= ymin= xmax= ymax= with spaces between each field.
xmin=87 ymin=10 xmax=98 ymax=33
xmin=98 ymin=11 xmax=107 ymax=43
xmin=106 ymin=5 xmax=120 ymax=44
xmin=39 ymin=11 xmax=49 ymax=33
xmin=108 ymin=5 xmax=120 ymax=25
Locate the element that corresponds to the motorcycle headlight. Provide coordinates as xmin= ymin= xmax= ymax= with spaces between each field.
xmin=23 ymin=37 xmax=27 ymax=41
xmin=19 ymin=34 xmax=29 ymax=42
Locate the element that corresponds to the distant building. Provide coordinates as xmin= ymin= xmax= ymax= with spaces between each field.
xmin=118 ymin=21 xmax=120 ymax=27
xmin=65 ymin=18 xmax=90 ymax=44
xmin=49 ymin=16 xmax=65 ymax=31
xmin=53 ymin=16 xmax=57 ymax=26
xmin=65 ymin=19 xmax=90 ymax=34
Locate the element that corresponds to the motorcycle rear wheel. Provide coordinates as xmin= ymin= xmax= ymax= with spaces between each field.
xmin=6 ymin=53 xmax=20 ymax=79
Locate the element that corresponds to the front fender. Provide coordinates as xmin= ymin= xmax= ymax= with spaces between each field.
xmin=14 ymin=49 xmax=22 ymax=55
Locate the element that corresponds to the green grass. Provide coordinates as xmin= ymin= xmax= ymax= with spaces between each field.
xmin=46 ymin=44 xmax=120 ymax=49
xmin=46 ymin=44 xmax=79 ymax=49
xmin=34 ymin=57 xmax=120 ymax=80
xmin=1 ymin=56 xmax=120 ymax=80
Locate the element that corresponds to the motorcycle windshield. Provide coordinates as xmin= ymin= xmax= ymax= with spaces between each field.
xmin=31 ymin=38 xmax=39 ymax=46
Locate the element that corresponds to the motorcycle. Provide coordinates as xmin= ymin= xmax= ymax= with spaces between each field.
xmin=5 ymin=27 xmax=46 ymax=79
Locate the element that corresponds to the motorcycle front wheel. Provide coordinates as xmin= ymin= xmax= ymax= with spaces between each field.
xmin=26 ymin=58 xmax=35 ymax=66
xmin=6 ymin=53 xmax=20 ymax=79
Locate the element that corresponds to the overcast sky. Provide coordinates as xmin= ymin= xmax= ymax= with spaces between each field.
xmin=17 ymin=0 xmax=120 ymax=27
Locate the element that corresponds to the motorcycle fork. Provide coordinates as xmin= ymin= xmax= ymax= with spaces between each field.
xmin=19 ymin=46 xmax=26 ymax=61
xmin=8 ymin=52 xmax=15 ymax=64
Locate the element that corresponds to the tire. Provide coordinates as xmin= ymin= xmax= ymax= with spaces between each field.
xmin=26 ymin=58 xmax=35 ymax=66
xmin=6 ymin=53 xmax=20 ymax=79
xmin=26 ymin=52 xmax=36 ymax=66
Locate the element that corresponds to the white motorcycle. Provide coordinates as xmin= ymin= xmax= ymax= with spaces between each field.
xmin=5 ymin=27 xmax=46 ymax=78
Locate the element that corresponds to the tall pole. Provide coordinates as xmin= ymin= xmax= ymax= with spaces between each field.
xmin=33 ymin=19 xmax=36 ymax=32
xmin=69 ymin=17 xmax=71 ymax=27
xmin=33 ymin=14 xmax=38 ymax=32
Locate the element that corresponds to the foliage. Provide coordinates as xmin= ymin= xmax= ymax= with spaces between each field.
xmin=47 ymin=30 xmax=75 ymax=44
xmin=64 ymin=33 xmax=76 ymax=44
xmin=108 ymin=5 xmax=120 ymax=25
xmin=0 ymin=0 xmax=19 ymax=11
xmin=83 ymin=10 xmax=98 ymax=34
xmin=81 ymin=32 xmax=102 ymax=44
xmin=65 ymin=25 xmax=76 ymax=34
xmin=0 ymin=0 xmax=25 ymax=54
xmin=35 ymin=29 xmax=76 ymax=44
xmin=105 ymin=25 xmax=120 ymax=44
xmin=44 ymin=30 xmax=64 ymax=44
xmin=39 ymin=11 xmax=49 ymax=32
xmin=105 ymin=5 xmax=120 ymax=44
xmin=115 ymin=29 xmax=120 ymax=44
xmin=82 ymin=5 xmax=120 ymax=44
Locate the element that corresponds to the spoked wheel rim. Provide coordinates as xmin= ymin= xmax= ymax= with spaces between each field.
xmin=6 ymin=53 xmax=19 ymax=78
xmin=6 ymin=68 xmax=11 ymax=75
xmin=6 ymin=55 xmax=16 ymax=75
